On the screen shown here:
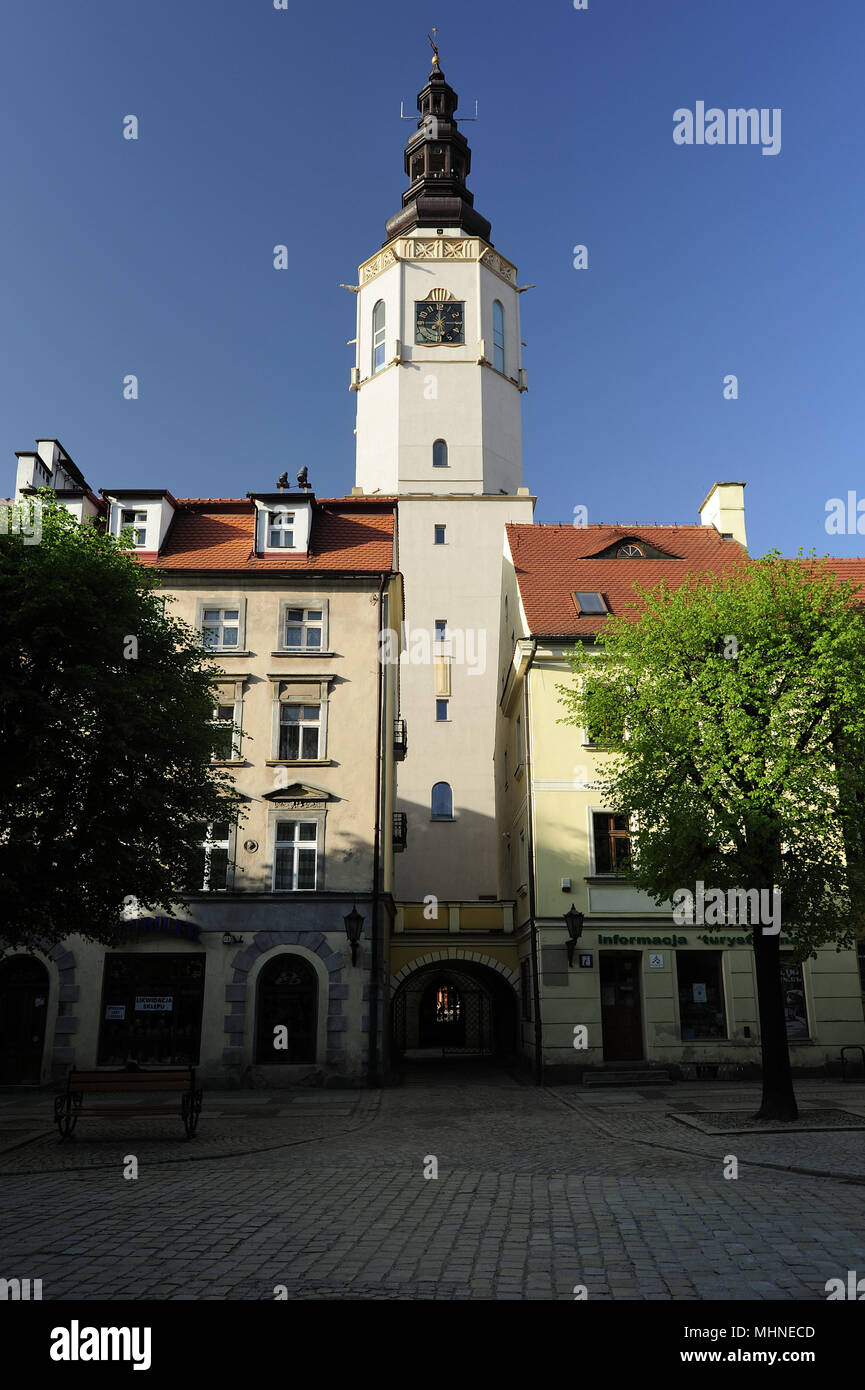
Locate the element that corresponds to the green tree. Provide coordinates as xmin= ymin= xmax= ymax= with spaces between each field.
xmin=558 ymin=553 xmax=865 ymax=1121
xmin=0 ymin=494 xmax=243 ymax=954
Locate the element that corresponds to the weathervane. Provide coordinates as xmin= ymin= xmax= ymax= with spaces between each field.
xmin=428 ymin=27 xmax=440 ymax=68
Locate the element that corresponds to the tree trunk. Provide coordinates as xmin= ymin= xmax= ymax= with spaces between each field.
xmin=752 ymin=926 xmax=798 ymax=1121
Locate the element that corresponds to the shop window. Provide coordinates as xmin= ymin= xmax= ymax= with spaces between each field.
xmin=676 ymin=951 xmax=727 ymax=1040
xmin=780 ymin=954 xmax=809 ymax=1039
xmin=98 ymin=954 xmax=206 ymax=1066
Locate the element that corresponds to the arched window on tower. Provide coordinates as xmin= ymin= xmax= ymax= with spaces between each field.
xmin=372 ymin=300 xmax=386 ymax=374
xmin=433 ymin=439 xmax=448 ymax=469
xmin=493 ymin=300 xmax=505 ymax=374
xmin=431 ymin=782 xmax=453 ymax=820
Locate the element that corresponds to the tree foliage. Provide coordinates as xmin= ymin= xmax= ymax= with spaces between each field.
xmin=0 ymin=494 xmax=243 ymax=953
xmin=559 ymin=553 xmax=865 ymax=958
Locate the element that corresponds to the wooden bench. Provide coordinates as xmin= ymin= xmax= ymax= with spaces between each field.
xmin=54 ymin=1066 xmax=203 ymax=1140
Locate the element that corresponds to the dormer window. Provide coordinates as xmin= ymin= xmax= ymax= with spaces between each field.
xmin=268 ymin=511 xmax=295 ymax=548
xmin=617 ymin=543 xmax=643 ymax=557
xmin=121 ymin=509 xmax=147 ymax=547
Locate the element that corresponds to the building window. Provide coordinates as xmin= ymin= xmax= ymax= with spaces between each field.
xmin=617 ymin=543 xmax=644 ymax=557
xmin=201 ymin=607 xmax=240 ymax=650
xmin=282 ymin=606 xmax=324 ymax=651
xmin=592 ymin=812 xmax=632 ymax=873
xmin=255 ymin=954 xmax=317 ymax=1065
xmin=520 ymin=958 xmax=532 ymax=1021
xmin=433 ymin=439 xmax=448 ymax=468
xmin=279 ymin=704 xmax=321 ymax=760
xmin=780 ymin=955 xmax=809 ymax=1039
xmin=434 ymin=524 xmax=446 ymax=545
xmin=121 ymin=509 xmax=147 ymax=547
xmin=372 ymin=299 xmax=386 ymax=374
xmin=189 ymin=822 xmax=231 ymax=892
xmin=431 ymin=782 xmax=453 ymax=820
xmin=436 ymin=699 xmax=449 ymax=722
xmin=676 ymin=951 xmax=727 ymax=1040
xmin=583 ymin=692 xmax=620 ymax=747
xmin=268 ymin=511 xmax=295 ymax=548
xmin=573 ymin=591 xmax=609 ymax=616
xmin=434 ymin=618 xmax=447 ymax=642
xmin=519 ymin=826 xmax=528 ymax=886
xmin=210 ymin=703 xmax=237 ymax=761
xmin=493 ymin=300 xmax=504 ymax=374
xmin=274 ymin=821 xmax=317 ymax=891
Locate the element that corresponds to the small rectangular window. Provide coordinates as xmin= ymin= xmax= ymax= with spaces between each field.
xmin=190 ymin=821 xmax=231 ymax=892
xmin=121 ymin=509 xmax=147 ymax=547
xmin=436 ymin=699 xmax=449 ymax=722
xmin=283 ymin=606 xmax=324 ymax=651
xmin=279 ymin=704 xmax=321 ymax=760
xmin=202 ymin=608 xmax=240 ymax=650
xmin=268 ymin=512 xmax=295 ymax=548
xmin=573 ymin=591 xmax=608 ymax=616
xmin=274 ymin=821 xmax=317 ymax=891
xmin=434 ymin=524 xmax=446 ymax=545
xmin=592 ymin=812 xmax=632 ymax=873
xmin=434 ymin=619 xmax=447 ymax=642
xmin=211 ymin=703 xmax=236 ymax=761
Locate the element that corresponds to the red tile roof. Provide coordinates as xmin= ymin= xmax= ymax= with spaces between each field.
xmin=506 ymin=523 xmax=748 ymax=636
xmin=137 ymin=498 xmax=395 ymax=573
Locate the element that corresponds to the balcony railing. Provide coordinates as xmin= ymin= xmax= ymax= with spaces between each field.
xmin=393 ymin=717 xmax=408 ymax=761
xmin=392 ymin=811 xmax=408 ymax=851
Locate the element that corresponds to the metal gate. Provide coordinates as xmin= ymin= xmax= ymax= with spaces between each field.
xmin=392 ymin=971 xmax=495 ymax=1057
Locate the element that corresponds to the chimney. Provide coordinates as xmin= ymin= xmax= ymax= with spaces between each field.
xmin=699 ymin=481 xmax=747 ymax=548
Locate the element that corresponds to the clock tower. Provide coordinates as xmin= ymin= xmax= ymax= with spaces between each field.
xmin=351 ymin=49 xmax=534 ymax=906
xmin=352 ymin=55 xmax=527 ymax=497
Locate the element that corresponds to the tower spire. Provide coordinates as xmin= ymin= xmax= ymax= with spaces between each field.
xmin=384 ymin=45 xmax=492 ymax=245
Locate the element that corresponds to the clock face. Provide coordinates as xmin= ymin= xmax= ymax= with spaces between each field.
xmin=415 ymin=299 xmax=465 ymax=345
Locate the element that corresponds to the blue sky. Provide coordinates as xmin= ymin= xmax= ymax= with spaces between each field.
xmin=1 ymin=0 xmax=862 ymax=557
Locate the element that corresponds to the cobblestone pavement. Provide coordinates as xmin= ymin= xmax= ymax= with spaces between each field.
xmin=1 ymin=1066 xmax=863 ymax=1300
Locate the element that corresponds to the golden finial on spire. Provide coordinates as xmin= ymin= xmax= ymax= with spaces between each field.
xmin=428 ymin=28 xmax=440 ymax=68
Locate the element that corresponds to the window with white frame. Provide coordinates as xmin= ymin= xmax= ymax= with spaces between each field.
xmin=210 ymin=702 xmax=238 ymax=761
xmin=202 ymin=606 xmax=240 ymax=650
xmin=189 ymin=821 xmax=231 ymax=891
xmin=372 ymin=299 xmax=386 ymax=374
xmin=121 ymin=509 xmax=147 ymax=547
xmin=274 ymin=820 xmax=317 ymax=890
xmin=268 ymin=511 xmax=295 ymax=548
xmin=282 ymin=605 xmax=324 ymax=651
xmin=493 ymin=300 xmax=505 ymax=374
xmin=279 ymin=703 xmax=321 ymax=760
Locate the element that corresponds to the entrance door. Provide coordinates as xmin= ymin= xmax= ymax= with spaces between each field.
xmin=0 ymin=957 xmax=49 ymax=1083
xmin=600 ymin=952 xmax=643 ymax=1061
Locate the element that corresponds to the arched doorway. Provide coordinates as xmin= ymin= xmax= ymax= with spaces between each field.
xmin=255 ymin=954 xmax=318 ymax=1064
xmin=0 ymin=956 xmax=49 ymax=1084
xmin=392 ymin=961 xmax=517 ymax=1063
